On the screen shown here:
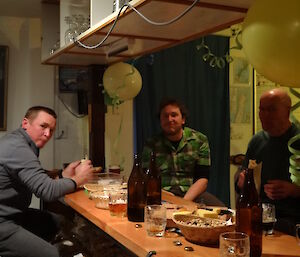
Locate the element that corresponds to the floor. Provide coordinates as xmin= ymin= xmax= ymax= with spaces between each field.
xmin=42 ymin=200 xmax=137 ymax=257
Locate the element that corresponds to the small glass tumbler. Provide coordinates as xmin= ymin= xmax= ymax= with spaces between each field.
xmin=108 ymin=190 xmax=127 ymax=217
xmin=109 ymin=165 xmax=121 ymax=174
xmin=262 ymin=203 xmax=276 ymax=235
xmin=144 ymin=205 xmax=167 ymax=237
xmin=219 ymin=232 xmax=250 ymax=257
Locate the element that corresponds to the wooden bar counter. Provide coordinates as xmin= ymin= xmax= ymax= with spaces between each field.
xmin=64 ymin=190 xmax=300 ymax=257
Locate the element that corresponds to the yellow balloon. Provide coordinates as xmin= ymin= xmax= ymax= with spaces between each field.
xmin=242 ymin=0 xmax=300 ymax=87
xmin=103 ymin=62 xmax=142 ymax=101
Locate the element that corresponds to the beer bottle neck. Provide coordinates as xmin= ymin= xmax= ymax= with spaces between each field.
xmin=241 ymin=168 xmax=259 ymax=201
xmin=130 ymin=154 xmax=143 ymax=177
xmin=148 ymin=152 xmax=159 ymax=176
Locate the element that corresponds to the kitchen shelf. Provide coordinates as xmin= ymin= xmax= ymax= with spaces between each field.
xmin=42 ymin=0 xmax=253 ymax=66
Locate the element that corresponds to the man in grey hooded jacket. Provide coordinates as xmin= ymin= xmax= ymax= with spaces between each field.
xmin=0 ymin=106 xmax=94 ymax=257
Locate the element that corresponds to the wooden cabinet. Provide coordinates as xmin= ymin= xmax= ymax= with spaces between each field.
xmin=42 ymin=0 xmax=253 ymax=66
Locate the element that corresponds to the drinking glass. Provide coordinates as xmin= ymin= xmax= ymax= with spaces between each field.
xmin=112 ymin=0 xmax=128 ymax=12
xmin=262 ymin=203 xmax=276 ymax=235
xmin=108 ymin=165 xmax=121 ymax=174
xmin=220 ymin=232 xmax=250 ymax=257
xmin=108 ymin=190 xmax=127 ymax=217
xmin=144 ymin=205 xmax=167 ymax=237
xmin=64 ymin=16 xmax=79 ymax=44
xmin=80 ymin=16 xmax=90 ymax=34
xmin=76 ymin=14 xmax=85 ymax=34
xmin=296 ymin=224 xmax=300 ymax=245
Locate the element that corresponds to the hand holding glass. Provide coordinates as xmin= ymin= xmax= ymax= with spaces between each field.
xmin=144 ymin=205 xmax=166 ymax=237
xmin=219 ymin=232 xmax=250 ymax=257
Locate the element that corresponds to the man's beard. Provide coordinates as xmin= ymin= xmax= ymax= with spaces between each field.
xmin=163 ymin=126 xmax=182 ymax=137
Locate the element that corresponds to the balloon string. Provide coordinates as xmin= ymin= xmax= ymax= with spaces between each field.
xmin=112 ymin=113 xmax=125 ymax=171
xmin=288 ymin=88 xmax=300 ymax=186
xmin=288 ymin=134 xmax=300 ymax=186
xmin=289 ymin=88 xmax=300 ymax=128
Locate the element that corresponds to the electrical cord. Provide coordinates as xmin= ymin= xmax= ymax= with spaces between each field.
xmin=57 ymin=94 xmax=86 ymax=118
xmin=127 ymin=0 xmax=199 ymax=26
xmin=76 ymin=0 xmax=200 ymax=49
xmin=76 ymin=4 xmax=130 ymax=49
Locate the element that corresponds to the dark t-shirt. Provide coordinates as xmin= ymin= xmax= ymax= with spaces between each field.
xmin=243 ymin=123 xmax=300 ymax=221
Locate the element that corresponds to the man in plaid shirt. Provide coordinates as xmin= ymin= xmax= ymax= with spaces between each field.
xmin=142 ymin=98 xmax=223 ymax=205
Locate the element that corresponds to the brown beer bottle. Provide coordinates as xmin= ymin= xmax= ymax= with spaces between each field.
xmin=127 ymin=154 xmax=147 ymax=222
xmin=146 ymin=151 xmax=161 ymax=205
xmin=236 ymin=168 xmax=262 ymax=257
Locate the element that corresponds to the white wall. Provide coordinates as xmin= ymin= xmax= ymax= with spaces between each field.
xmin=0 ymin=16 xmax=55 ymax=207
xmin=53 ymin=87 xmax=89 ymax=169
xmin=41 ymin=3 xmax=59 ymax=61
xmin=105 ymin=100 xmax=134 ymax=180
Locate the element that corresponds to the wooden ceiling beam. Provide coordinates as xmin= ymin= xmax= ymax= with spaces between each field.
xmin=153 ymin=0 xmax=248 ymax=13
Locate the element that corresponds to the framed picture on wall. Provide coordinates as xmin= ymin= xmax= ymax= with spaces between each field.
xmin=230 ymin=86 xmax=252 ymax=124
xmin=0 ymin=45 xmax=8 ymax=131
xmin=232 ymin=57 xmax=251 ymax=85
xmin=229 ymin=57 xmax=253 ymax=125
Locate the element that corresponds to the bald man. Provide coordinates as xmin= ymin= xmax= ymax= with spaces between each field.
xmin=237 ymin=88 xmax=300 ymax=235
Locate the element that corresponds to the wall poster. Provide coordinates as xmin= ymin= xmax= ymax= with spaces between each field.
xmin=230 ymin=57 xmax=253 ymax=126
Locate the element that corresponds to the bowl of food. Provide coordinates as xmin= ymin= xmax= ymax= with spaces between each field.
xmin=172 ymin=213 xmax=235 ymax=245
xmin=84 ymin=173 xmax=126 ymax=209
xmin=84 ymin=172 xmax=123 ymax=191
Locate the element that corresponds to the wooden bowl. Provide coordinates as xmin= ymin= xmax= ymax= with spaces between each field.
xmin=172 ymin=214 xmax=235 ymax=245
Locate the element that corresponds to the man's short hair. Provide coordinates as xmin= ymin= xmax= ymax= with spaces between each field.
xmin=158 ymin=98 xmax=188 ymax=119
xmin=24 ymin=106 xmax=57 ymax=121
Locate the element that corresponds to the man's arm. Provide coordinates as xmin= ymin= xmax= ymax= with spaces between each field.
xmin=184 ymin=178 xmax=208 ymax=201
xmin=264 ymin=180 xmax=300 ymax=199
xmin=184 ymin=133 xmax=211 ymax=201
xmin=184 ymin=164 xmax=209 ymax=201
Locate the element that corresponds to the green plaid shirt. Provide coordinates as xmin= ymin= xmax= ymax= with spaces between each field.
xmin=142 ymin=127 xmax=210 ymax=193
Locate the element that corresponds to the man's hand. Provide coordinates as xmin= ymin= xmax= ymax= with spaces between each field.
xmin=264 ymin=180 xmax=300 ymax=200
xmin=62 ymin=160 xmax=94 ymax=187
xmin=72 ymin=160 xmax=94 ymax=187
xmin=62 ymin=161 xmax=81 ymax=178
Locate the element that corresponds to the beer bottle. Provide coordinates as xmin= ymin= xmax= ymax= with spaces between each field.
xmin=236 ymin=168 xmax=262 ymax=257
xmin=127 ymin=154 xmax=147 ymax=222
xmin=146 ymin=151 xmax=161 ymax=205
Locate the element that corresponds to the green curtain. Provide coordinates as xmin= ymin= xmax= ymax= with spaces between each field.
xmin=134 ymin=35 xmax=230 ymax=205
